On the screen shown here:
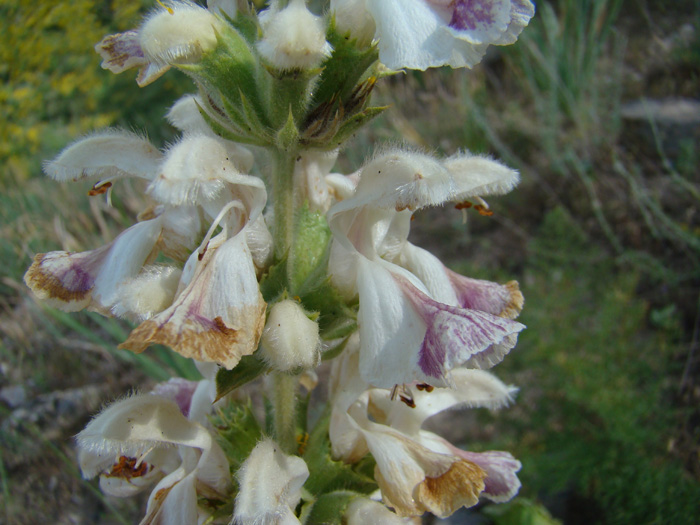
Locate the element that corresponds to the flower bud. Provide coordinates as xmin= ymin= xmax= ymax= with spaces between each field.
xmin=139 ymin=3 xmax=224 ymax=68
xmin=260 ymin=300 xmax=321 ymax=371
xmin=331 ymin=0 xmax=376 ymax=47
xmin=257 ymin=0 xmax=333 ymax=70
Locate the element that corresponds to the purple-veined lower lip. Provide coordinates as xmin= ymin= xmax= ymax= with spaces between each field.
xmin=448 ymin=0 xmax=498 ymax=31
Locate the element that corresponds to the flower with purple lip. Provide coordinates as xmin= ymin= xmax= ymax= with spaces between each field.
xmin=331 ymin=0 xmax=535 ymax=70
xmin=327 ymin=149 xmax=525 ymax=388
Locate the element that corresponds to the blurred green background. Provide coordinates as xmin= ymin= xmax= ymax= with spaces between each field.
xmin=1 ymin=0 xmax=699 ymax=523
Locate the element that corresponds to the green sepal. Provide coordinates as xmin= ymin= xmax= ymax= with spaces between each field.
xmin=266 ymin=66 xmax=321 ymax=129
xmin=302 ymin=410 xmax=378 ymax=496
xmin=328 ymin=106 xmax=388 ymax=148
xmin=210 ymin=401 xmax=263 ymax=473
xmin=301 ymin=490 xmax=364 ymax=525
xmin=196 ymin=22 xmax=268 ymax=128
xmin=313 ymin=19 xmax=379 ymax=109
xmin=204 ymin=89 xmax=273 ymax=145
xmin=198 ymin=104 xmax=269 ymax=146
xmin=227 ymin=6 xmax=260 ymax=44
xmin=215 ymin=354 xmax=269 ymax=401
xmin=288 ymin=204 xmax=333 ymax=295
xmin=275 ymin=108 xmax=300 ymax=151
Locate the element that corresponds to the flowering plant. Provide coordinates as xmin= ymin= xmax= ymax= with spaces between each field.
xmin=25 ymin=0 xmax=534 ymax=522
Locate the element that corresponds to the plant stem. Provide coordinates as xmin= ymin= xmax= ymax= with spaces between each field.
xmin=272 ymin=372 xmax=298 ymax=454
xmin=272 ymin=148 xmax=297 ymax=260
xmin=270 ymin=144 xmax=300 ymax=453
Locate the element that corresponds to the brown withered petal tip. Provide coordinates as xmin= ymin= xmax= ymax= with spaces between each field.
xmin=502 ymin=281 xmax=524 ymax=319
xmin=24 ymin=253 xmax=93 ymax=303
xmin=416 ymin=459 xmax=487 ymax=517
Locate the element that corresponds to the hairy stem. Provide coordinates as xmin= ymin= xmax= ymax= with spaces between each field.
xmin=272 ymin=372 xmax=298 ymax=454
xmin=272 ymin=148 xmax=297 ymax=260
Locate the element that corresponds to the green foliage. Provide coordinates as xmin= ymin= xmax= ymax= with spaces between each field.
xmin=465 ymin=208 xmax=700 ymax=524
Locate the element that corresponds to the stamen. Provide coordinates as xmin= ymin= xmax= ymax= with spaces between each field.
xmin=399 ymin=394 xmax=416 ymax=408
xmin=416 ymin=383 xmax=434 ymax=392
xmin=474 ymin=204 xmax=494 ymax=217
xmin=390 ymin=384 xmax=400 ymax=401
xmin=88 ymin=181 xmax=112 ymax=196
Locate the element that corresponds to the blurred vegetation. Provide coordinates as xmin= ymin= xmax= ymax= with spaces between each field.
xmin=1 ymin=0 xmax=699 ymax=524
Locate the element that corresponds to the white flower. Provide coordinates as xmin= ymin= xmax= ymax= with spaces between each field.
xmin=77 ymin=391 xmax=231 ymax=523
xmin=328 ymin=342 xmax=522 ymax=517
xmin=257 ymin=0 xmax=333 ymax=70
xmin=326 ymin=149 xmax=524 ymax=387
xmin=24 ymin=218 xmax=163 ymax=314
xmin=121 ymin=232 xmax=267 ymax=369
xmin=234 ymin=438 xmax=309 ymax=525
xmin=95 ymin=1 xmax=227 ymax=86
xmin=330 ymin=0 xmax=535 ymax=70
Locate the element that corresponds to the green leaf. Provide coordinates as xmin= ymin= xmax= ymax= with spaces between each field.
xmin=211 ymin=401 xmax=263 ymax=472
xmin=302 ymin=491 xmax=364 ymax=525
xmin=302 ymin=411 xmax=377 ymax=496
xmin=215 ymin=355 xmax=268 ymax=401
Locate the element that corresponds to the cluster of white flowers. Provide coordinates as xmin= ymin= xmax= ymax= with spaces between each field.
xmin=25 ymin=0 xmax=534 ymax=523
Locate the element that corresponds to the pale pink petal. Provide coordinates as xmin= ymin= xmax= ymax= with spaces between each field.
xmin=441 ymin=0 xmax=512 ymax=44
xmin=24 ymin=219 xmax=162 ymax=313
xmin=359 ymin=421 xmax=486 ymax=517
xmin=446 ymin=268 xmax=523 ymax=319
xmin=150 ymin=378 xmax=199 ymax=419
xmin=398 ymin=274 xmax=525 ymax=379
xmin=450 ymin=448 xmax=521 ymax=503
xmin=95 ymin=30 xmax=146 ymax=74
xmin=120 ymin=234 xmax=266 ymax=369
